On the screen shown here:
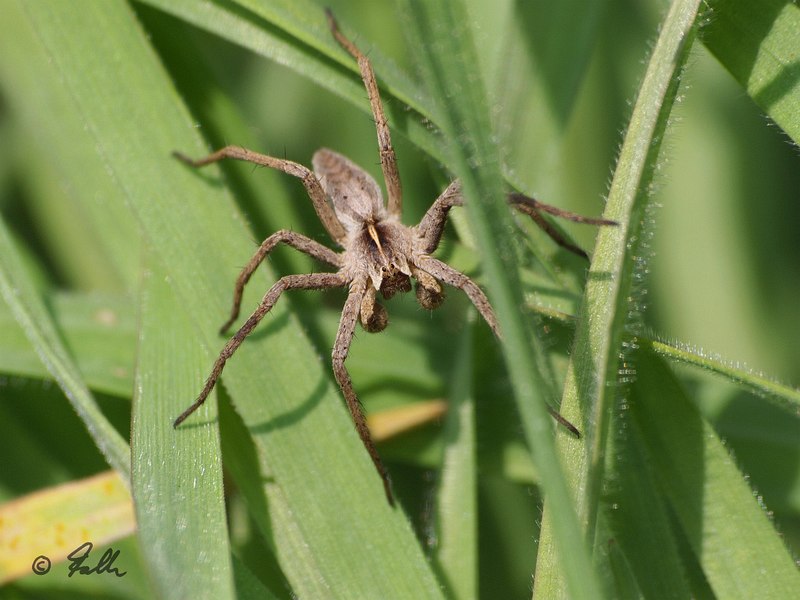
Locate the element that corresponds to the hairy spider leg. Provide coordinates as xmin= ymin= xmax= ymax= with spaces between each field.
xmin=218 ymin=230 xmax=343 ymax=334
xmin=415 ymin=180 xmax=463 ymax=254
xmin=332 ymin=276 xmax=395 ymax=505
xmin=173 ymin=147 xmax=347 ymax=244
xmin=509 ymin=193 xmax=617 ymax=260
xmin=417 ymin=257 xmax=581 ymax=436
xmin=417 ymin=180 xmax=618 ymax=261
xmin=415 ymin=256 xmax=500 ymax=337
xmin=173 ymin=272 xmax=348 ymax=428
xmin=326 ymin=9 xmax=403 ymax=218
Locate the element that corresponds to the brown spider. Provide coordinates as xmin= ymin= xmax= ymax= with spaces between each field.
xmin=173 ymin=11 xmax=614 ymax=506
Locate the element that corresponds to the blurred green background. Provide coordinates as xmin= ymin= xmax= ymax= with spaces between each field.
xmin=0 ymin=0 xmax=798 ymax=597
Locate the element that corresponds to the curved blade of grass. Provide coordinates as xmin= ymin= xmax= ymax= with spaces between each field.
xmin=642 ymin=333 xmax=800 ymax=412
xmin=525 ymin=303 xmax=800 ymax=412
xmin=534 ymin=0 xmax=702 ymax=595
xmin=18 ymin=2 xmax=443 ymax=597
xmin=0 ymin=215 xmax=130 ymax=479
xmin=393 ymin=0 xmax=602 ymax=597
xmin=631 ymin=351 xmax=800 ymax=596
xmin=703 ymin=0 xmax=800 ymax=144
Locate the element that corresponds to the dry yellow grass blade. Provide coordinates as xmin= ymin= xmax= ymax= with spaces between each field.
xmin=367 ymin=399 xmax=448 ymax=442
xmin=0 ymin=471 xmax=134 ymax=584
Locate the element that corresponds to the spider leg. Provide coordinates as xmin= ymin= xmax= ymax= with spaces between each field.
xmin=415 ymin=258 xmax=581 ymax=437
xmin=416 ymin=181 xmax=616 ymax=259
xmin=510 ymin=192 xmax=618 ymax=225
xmin=174 ymin=272 xmax=347 ymax=428
xmin=332 ymin=276 xmax=395 ymax=506
xmin=415 ymin=179 xmax=463 ymax=254
xmin=220 ymin=230 xmax=343 ymax=334
xmin=173 ymin=146 xmax=347 ymax=244
xmin=414 ymin=256 xmax=500 ymax=338
xmin=326 ymin=10 xmax=403 ymax=218
xmin=509 ymin=193 xmax=617 ymax=260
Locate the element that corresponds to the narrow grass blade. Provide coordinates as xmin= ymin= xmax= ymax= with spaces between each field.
xmin=0 ymin=215 xmax=130 ymax=479
xmin=131 ymin=259 xmax=235 ymax=600
xmin=643 ymin=334 xmax=800 ymax=412
xmin=524 ymin=302 xmax=800 ymax=413
xmin=0 ymin=471 xmax=134 ymax=584
xmin=433 ymin=322 xmax=477 ymax=600
xmin=534 ymin=0 xmax=702 ymax=595
xmin=393 ymin=0 xmax=602 ymax=597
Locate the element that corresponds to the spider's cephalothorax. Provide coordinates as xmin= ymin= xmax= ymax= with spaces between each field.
xmin=172 ymin=10 xmax=615 ymax=507
xmin=314 ymin=147 xmax=448 ymax=332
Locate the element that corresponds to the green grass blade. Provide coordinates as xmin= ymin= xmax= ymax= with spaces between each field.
xmin=393 ymin=0 xmax=602 ymax=597
xmin=432 ymin=321 xmax=477 ymax=599
xmin=631 ymin=351 xmax=800 ymax=597
xmin=643 ymin=334 xmax=800 ymax=412
xmin=525 ymin=303 xmax=800 ymax=413
xmin=0 ymin=214 xmax=130 ymax=479
xmin=703 ymin=0 xmax=800 ymax=143
xmin=18 ymin=1 xmax=443 ymax=597
xmin=131 ymin=259 xmax=235 ymax=600
xmin=534 ymin=0 xmax=702 ymax=595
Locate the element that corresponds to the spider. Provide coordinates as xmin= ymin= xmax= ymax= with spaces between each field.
xmin=173 ymin=10 xmax=615 ymax=506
